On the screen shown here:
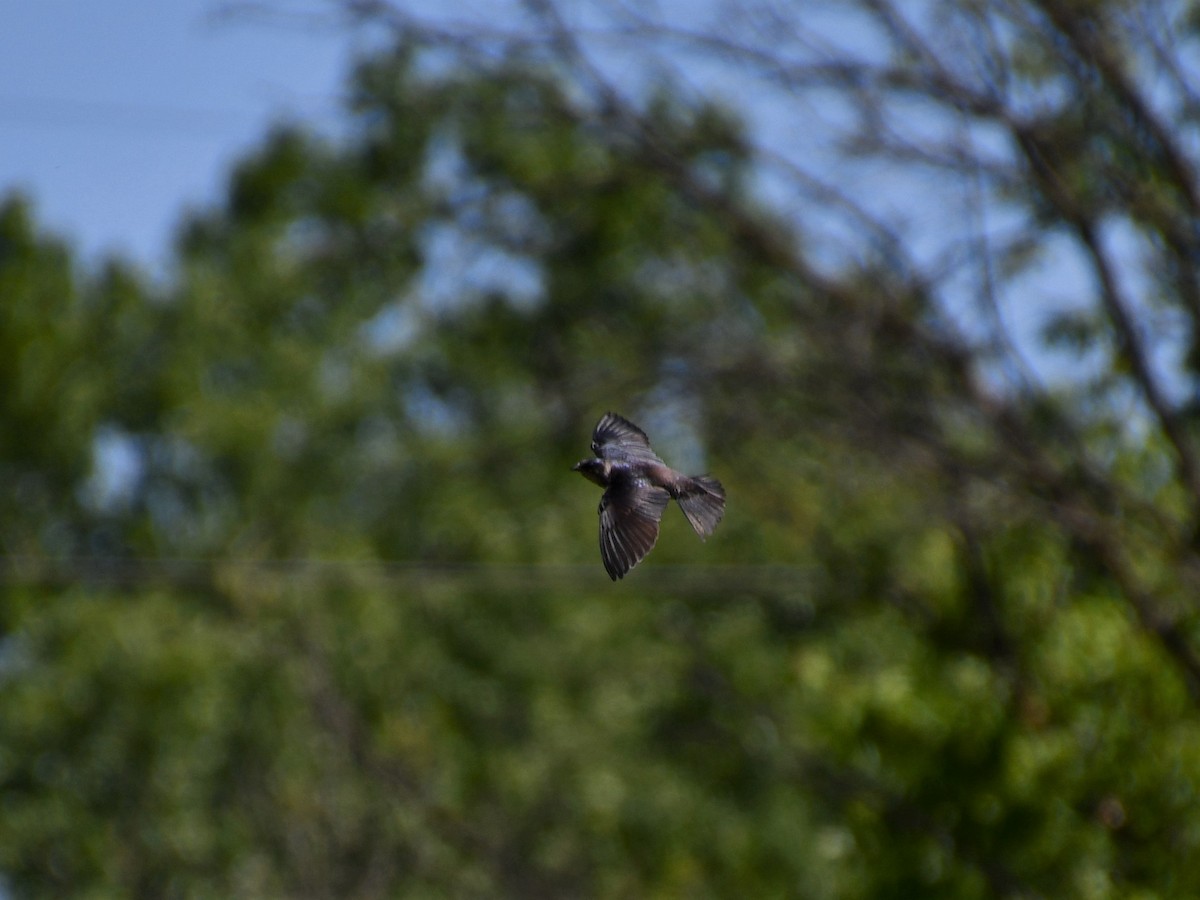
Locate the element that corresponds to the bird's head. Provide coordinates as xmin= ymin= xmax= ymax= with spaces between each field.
xmin=572 ymin=457 xmax=609 ymax=487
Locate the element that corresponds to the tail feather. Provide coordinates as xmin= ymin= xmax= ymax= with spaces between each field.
xmin=675 ymin=475 xmax=725 ymax=540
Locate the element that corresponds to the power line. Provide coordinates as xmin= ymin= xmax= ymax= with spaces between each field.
xmin=0 ymin=555 xmax=813 ymax=591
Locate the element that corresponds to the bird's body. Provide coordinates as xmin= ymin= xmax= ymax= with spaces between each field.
xmin=573 ymin=412 xmax=725 ymax=580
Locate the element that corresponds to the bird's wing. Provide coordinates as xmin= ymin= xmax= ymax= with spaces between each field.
xmin=598 ymin=471 xmax=670 ymax=580
xmin=591 ymin=412 xmax=663 ymax=463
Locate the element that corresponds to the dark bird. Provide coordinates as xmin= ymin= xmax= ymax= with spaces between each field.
xmin=573 ymin=412 xmax=725 ymax=580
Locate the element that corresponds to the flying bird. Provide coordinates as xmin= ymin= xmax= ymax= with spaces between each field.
xmin=573 ymin=412 xmax=725 ymax=580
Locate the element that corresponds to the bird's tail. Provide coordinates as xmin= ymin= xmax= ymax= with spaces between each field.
xmin=675 ymin=475 xmax=726 ymax=540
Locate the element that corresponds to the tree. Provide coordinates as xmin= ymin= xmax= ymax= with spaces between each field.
xmin=3 ymin=0 xmax=1200 ymax=895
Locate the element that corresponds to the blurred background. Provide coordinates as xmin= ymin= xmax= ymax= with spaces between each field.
xmin=4 ymin=0 xmax=1200 ymax=896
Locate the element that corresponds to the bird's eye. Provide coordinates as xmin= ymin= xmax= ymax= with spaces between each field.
xmin=591 ymin=441 xmax=600 ymax=453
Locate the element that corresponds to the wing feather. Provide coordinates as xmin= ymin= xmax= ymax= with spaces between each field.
xmin=598 ymin=471 xmax=670 ymax=580
xmin=591 ymin=412 xmax=664 ymax=464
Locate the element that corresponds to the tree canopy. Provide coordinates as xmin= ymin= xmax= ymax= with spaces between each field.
xmin=4 ymin=0 xmax=1200 ymax=896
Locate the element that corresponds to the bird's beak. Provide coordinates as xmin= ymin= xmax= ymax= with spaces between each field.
xmin=571 ymin=460 xmax=584 ymax=471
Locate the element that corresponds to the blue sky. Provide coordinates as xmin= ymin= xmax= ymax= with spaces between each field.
xmin=0 ymin=1 xmax=356 ymax=267
xmin=0 ymin=1 xmax=1141 ymax=400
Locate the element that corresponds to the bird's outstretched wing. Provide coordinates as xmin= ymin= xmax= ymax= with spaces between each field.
xmin=591 ymin=412 xmax=663 ymax=464
xmin=598 ymin=470 xmax=670 ymax=580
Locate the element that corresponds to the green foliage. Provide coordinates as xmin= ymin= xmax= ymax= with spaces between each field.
xmin=3 ymin=24 xmax=1200 ymax=899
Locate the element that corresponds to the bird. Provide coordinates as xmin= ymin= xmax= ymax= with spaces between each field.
xmin=573 ymin=412 xmax=725 ymax=580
